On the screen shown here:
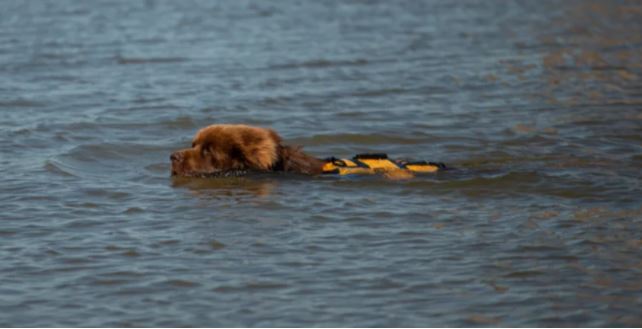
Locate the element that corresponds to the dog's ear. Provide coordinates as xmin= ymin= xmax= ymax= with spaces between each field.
xmin=231 ymin=128 xmax=281 ymax=170
xmin=198 ymin=140 xmax=213 ymax=157
xmin=191 ymin=126 xmax=211 ymax=149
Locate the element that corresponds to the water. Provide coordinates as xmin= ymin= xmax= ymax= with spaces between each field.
xmin=1 ymin=0 xmax=641 ymax=326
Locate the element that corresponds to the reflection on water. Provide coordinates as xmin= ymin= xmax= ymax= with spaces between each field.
xmin=1 ymin=0 xmax=641 ymax=327
xmin=171 ymin=175 xmax=278 ymax=198
xmin=538 ymin=2 xmax=641 ymax=109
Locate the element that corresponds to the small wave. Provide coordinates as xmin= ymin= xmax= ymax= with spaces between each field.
xmin=0 ymin=99 xmax=45 ymax=108
xmin=51 ymin=142 xmax=171 ymax=178
xmin=349 ymin=88 xmax=408 ymax=97
xmin=61 ymin=143 xmax=169 ymax=160
xmin=115 ymin=56 xmax=189 ymax=65
xmin=37 ymin=115 xmax=194 ymax=136
xmin=159 ymin=116 xmax=197 ymax=129
xmin=455 ymin=153 xmax=550 ymax=169
xmin=145 ymin=162 xmax=170 ymax=175
xmin=323 ymin=170 xmax=602 ymax=198
xmin=43 ymin=159 xmax=77 ymax=178
xmin=399 ymin=171 xmax=540 ymax=189
xmin=213 ymin=281 xmax=288 ymax=293
xmin=158 ymin=279 xmax=200 ymax=288
xmin=290 ymin=133 xmax=427 ymax=146
xmin=93 ymin=279 xmax=130 ymax=286
xmin=269 ymin=58 xmax=368 ymax=70
xmin=502 ymin=270 xmax=545 ymax=278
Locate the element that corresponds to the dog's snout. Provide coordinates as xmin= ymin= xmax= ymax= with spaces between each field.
xmin=170 ymin=152 xmax=182 ymax=162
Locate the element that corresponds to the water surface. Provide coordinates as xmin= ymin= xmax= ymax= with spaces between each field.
xmin=1 ymin=0 xmax=641 ymax=326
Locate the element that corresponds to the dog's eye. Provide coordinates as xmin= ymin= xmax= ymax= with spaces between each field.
xmin=191 ymin=142 xmax=196 ymax=148
xmin=200 ymin=144 xmax=210 ymax=155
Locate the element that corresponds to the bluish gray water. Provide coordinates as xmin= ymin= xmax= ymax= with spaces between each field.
xmin=1 ymin=0 xmax=641 ymax=327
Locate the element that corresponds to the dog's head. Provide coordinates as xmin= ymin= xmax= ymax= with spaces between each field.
xmin=170 ymin=124 xmax=281 ymax=177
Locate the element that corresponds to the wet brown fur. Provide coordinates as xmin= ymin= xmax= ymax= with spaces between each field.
xmin=171 ymin=124 xmax=324 ymax=177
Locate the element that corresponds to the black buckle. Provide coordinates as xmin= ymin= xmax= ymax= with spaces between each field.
xmin=353 ymin=153 xmax=388 ymax=160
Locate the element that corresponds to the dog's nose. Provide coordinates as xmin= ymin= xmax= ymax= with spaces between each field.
xmin=170 ymin=152 xmax=182 ymax=162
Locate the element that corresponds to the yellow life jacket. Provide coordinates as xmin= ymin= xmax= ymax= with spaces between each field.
xmin=321 ymin=153 xmax=446 ymax=175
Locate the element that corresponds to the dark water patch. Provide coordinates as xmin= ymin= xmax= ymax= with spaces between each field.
xmin=269 ymin=58 xmax=369 ymax=70
xmin=121 ymin=250 xmax=140 ymax=257
xmin=0 ymin=230 xmax=17 ymax=237
xmin=157 ymin=279 xmax=200 ymax=288
xmin=59 ymin=256 xmax=94 ymax=265
xmin=0 ymin=99 xmax=45 ymax=108
xmin=74 ymin=188 xmax=131 ymax=201
xmin=209 ymin=240 xmax=226 ymax=250
xmin=348 ymin=87 xmax=413 ymax=98
xmin=61 ymin=218 xmax=106 ymax=230
xmin=604 ymin=133 xmax=642 ymax=143
xmin=105 ymin=285 xmax=160 ymax=297
xmin=465 ymin=314 xmax=501 ymax=325
xmin=130 ymin=96 xmax=169 ymax=104
xmin=99 ymin=271 xmax=148 ymax=278
xmin=115 ymin=56 xmax=189 ymax=65
xmin=93 ymin=279 xmax=130 ymax=286
xmin=502 ymin=270 xmax=546 ymax=279
xmin=514 ymin=244 xmax=563 ymax=253
xmin=122 ymin=207 xmax=144 ymax=214
xmin=151 ymin=239 xmax=181 ymax=248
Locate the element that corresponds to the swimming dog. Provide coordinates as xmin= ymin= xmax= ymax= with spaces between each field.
xmin=170 ymin=124 xmax=445 ymax=178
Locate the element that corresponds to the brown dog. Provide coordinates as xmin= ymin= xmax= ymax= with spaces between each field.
xmin=170 ymin=124 xmax=323 ymax=177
